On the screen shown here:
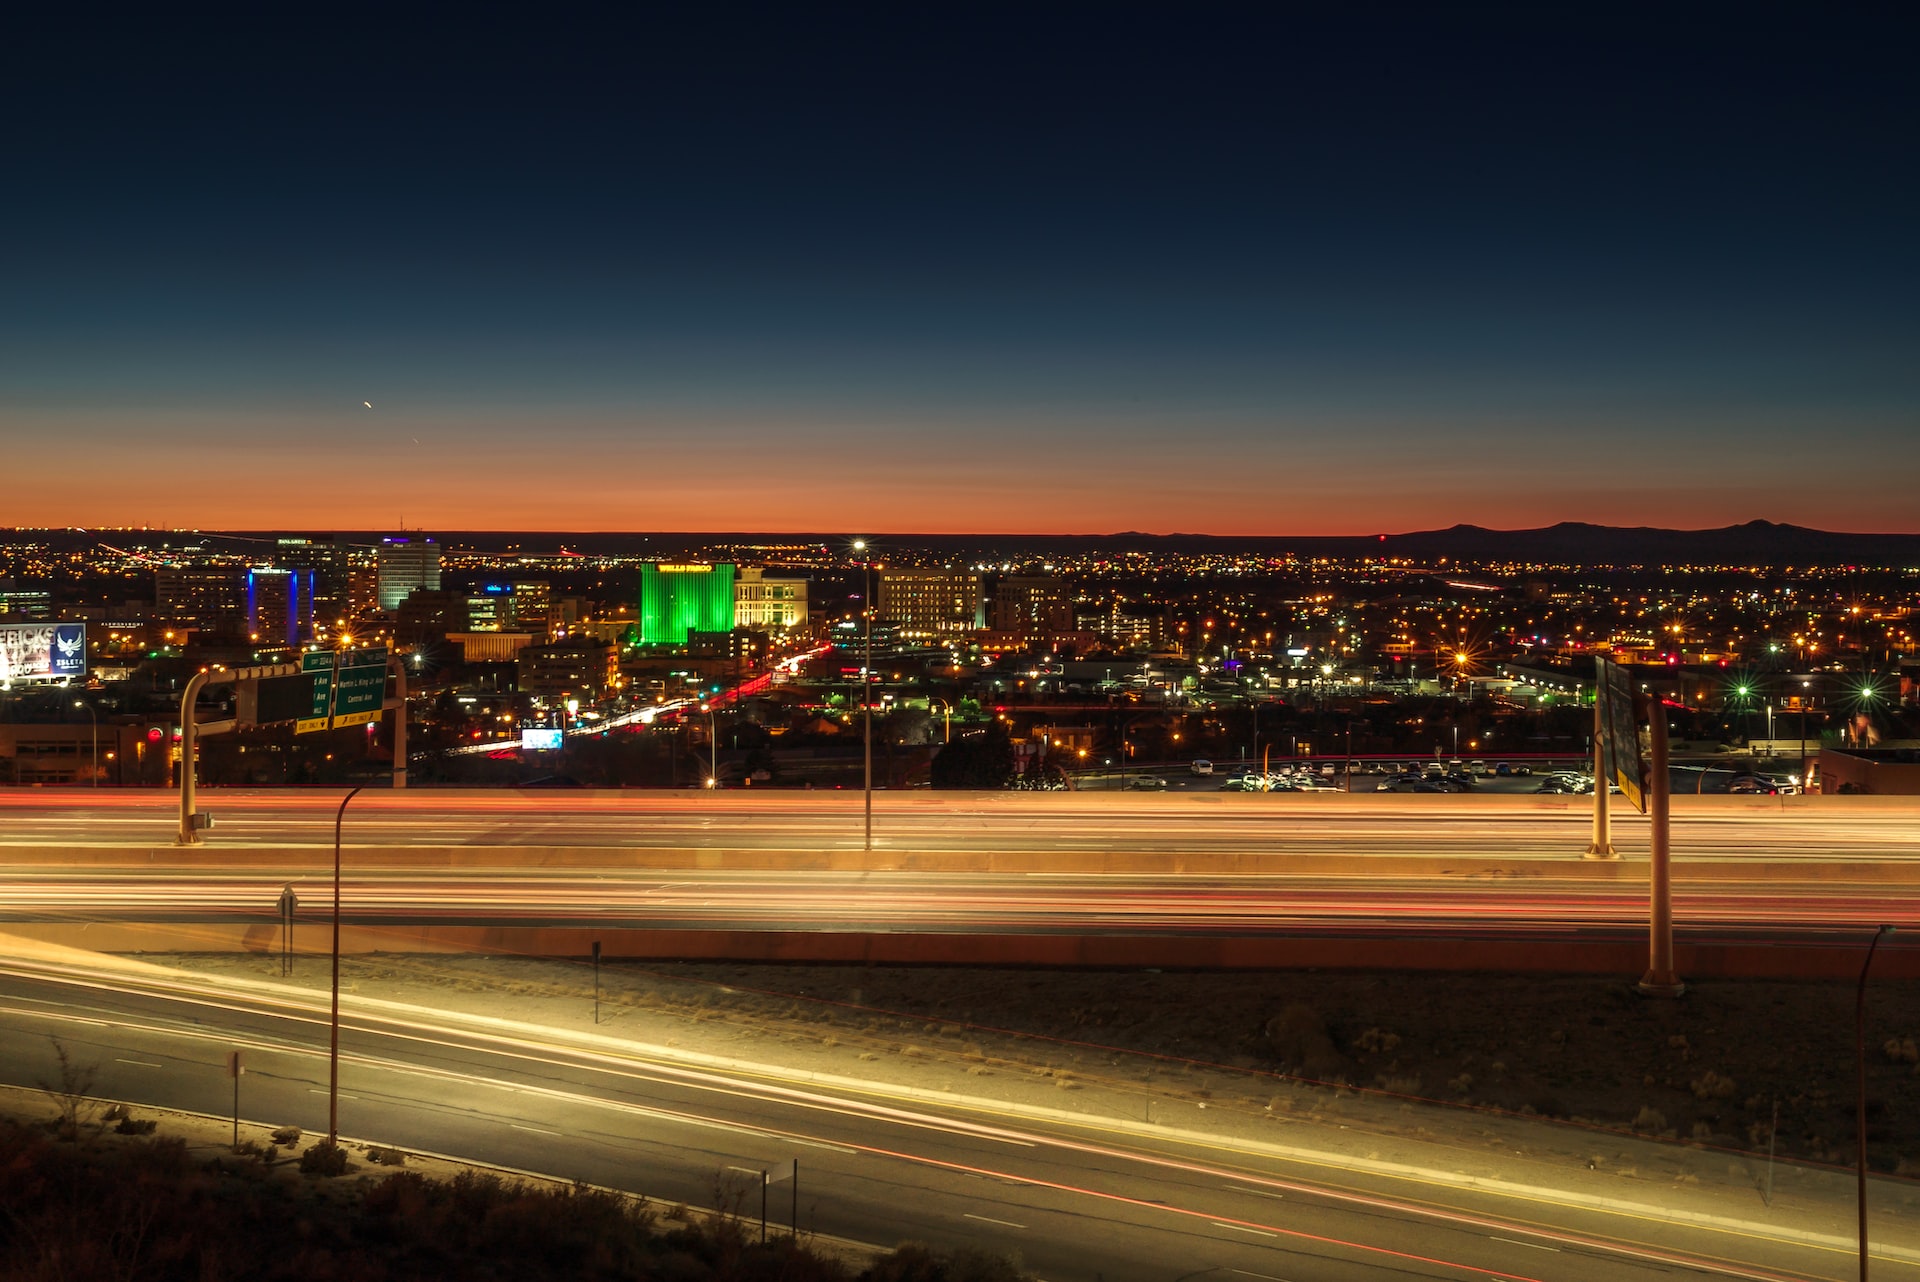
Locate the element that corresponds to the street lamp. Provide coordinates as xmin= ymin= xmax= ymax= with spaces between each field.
xmin=699 ymin=702 xmax=717 ymax=786
xmin=328 ymin=785 xmax=366 ymax=1147
xmin=1858 ymin=923 xmax=1896 ymax=1281
xmin=852 ymin=539 xmax=873 ymax=850
xmin=72 ymin=700 xmax=97 ymax=787
xmin=929 ymin=698 xmax=951 ymax=744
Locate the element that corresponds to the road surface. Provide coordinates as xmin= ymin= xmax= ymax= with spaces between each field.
xmin=4 ymin=789 xmax=1915 ymax=862
xmin=1 ymin=948 xmax=1909 ymax=1281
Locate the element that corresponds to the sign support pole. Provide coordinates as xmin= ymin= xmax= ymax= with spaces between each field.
xmin=1638 ymin=697 xmax=1684 ymax=996
xmin=1586 ymin=695 xmax=1615 ymax=858
xmin=175 ymin=670 xmax=210 ymax=846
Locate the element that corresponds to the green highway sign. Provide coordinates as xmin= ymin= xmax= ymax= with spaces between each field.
xmin=296 ymin=651 xmax=337 ymax=734
xmin=331 ymin=647 xmax=389 ymax=729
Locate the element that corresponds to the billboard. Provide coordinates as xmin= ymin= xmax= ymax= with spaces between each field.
xmin=1595 ymin=655 xmax=1648 ymax=814
xmin=521 ymin=727 xmax=563 ymax=751
xmin=0 ymin=622 xmax=86 ymax=683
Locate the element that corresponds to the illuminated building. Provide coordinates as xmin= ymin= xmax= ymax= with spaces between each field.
xmin=272 ymin=535 xmax=349 ymax=625
xmin=377 ymin=536 xmax=442 ymax=610
xmin=638 ymin=563 xmax=736 ymax=644
xmin=989 ymin=574 xmax=1073 ymax=638
xmin=155 ymin=567 xmax=247 ymax=632
xmin=466 ymin=580 xmax=552 ymax=638
xmin=878 ymin=569 xmax=984 ymax=639
xmin=245 ymin=567 xmax=316 ymax=646
xmin=733 ymin=568 xmax=808 ymax=632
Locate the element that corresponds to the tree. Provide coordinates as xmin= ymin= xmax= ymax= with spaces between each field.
xmin=929 ymin=728 xmax=1015 ymax=789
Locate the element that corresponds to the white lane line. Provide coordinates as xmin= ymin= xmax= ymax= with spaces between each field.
xmin=308 ymin=1089 xmax=358 ymax=1100
xmin=725 ymin=1165 xmax=762 ymax=1176
xmin=792 ymin=1137 xmax=858 ymax=1154
xmin=964 ymin=1213 xmax=1026 ymax=1229
xmin=1212 ymin=1222 xmax=1278 ymax=1238
xmin=509 ymin=1123 xmax=560 ymax=1136
xmin=1230 ymin=1270 xmax=1295 ymax=1281
xmin=1224 ymin=1183 xmax=1286 ymax=1200
xmin=114 ymin=1058 xmax=163 ymax=1068
xmin=1490 ymin=1236 xmax=1561 ymax=1252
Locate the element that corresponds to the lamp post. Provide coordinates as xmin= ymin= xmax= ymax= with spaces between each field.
xmin=72 ymin=700 xmax=97 ymax=787
xmin=852 ymin=539 xmax=873 ymax=850
xmin=1858 ymin=923 xmax=1896 ymax=1281
xmin=327 ymin=784 xmax=365 ymax=1146
xmin=930 ymin=698 xmax=951 ymax=744
xmin=700 ymin=702 xmax=717 ymax=786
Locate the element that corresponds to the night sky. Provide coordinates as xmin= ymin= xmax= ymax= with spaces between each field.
xmin=5 ymin=9 xmax=1915 ymax=534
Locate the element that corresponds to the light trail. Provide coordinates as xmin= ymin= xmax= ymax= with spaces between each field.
xmin=0 ymin=955 xmax=1874 ymax=1281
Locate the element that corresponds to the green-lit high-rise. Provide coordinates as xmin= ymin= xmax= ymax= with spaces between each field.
xmin=637 ymin=563 xmax=737 ymax=644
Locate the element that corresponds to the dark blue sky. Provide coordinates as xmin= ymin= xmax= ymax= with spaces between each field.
xmin=5 ymin=8 xmax=1915 ymax=532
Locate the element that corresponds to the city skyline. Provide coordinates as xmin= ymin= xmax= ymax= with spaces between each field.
xmin=6 ymin=10 xmax=1916 ymax=533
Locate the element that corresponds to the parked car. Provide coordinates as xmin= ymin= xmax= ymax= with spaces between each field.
xmin=1128 ymin=775 xmax=1169 ymax=791
xmin=1493 ymin=761 xmax=1513 ymax=776
xmin=1189 ymin=759 xmax=1214 ymax=776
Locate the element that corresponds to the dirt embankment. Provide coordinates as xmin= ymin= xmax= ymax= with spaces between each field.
xmin=634 ymin=963 xmax=1920 ymax=1172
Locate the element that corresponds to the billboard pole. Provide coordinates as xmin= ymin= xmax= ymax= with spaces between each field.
xmin=1586 ymin=693 xmax=1615 ymax=858
xmin=1638 ymin=695 xmax=1684 ymax=997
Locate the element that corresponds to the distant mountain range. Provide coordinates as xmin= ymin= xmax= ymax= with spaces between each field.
xmin=12 ymin=521 xmax=1920 ymax=566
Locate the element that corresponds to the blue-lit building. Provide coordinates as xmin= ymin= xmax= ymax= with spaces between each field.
xmin=246 ymin=568 xmax=317 ymax=646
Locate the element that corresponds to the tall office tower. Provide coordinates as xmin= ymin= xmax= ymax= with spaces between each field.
xmin=637 ymin=563 xmax=737 ymax=644
xmin=877 ymin=569 xmax=985 ymax=639
xmin=733 ymin=567 xmax=809 ymax=632
xmin=245 ymin=567 xmax=317 ymax=646
xmin=155 ymin=567 xmax=248 ymax=633
xmin=273 ymin=535 xmax=350 ymax=627
xmin=377 ymin=535 xmax=442 ymax=611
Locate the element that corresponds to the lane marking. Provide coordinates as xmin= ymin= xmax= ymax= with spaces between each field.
xmin=115 ymin=1058 xmax=163 ymax=1068
xmin=1230 ymin=1271 xmax=1295 ymax=1281
xmin=308 ymin=1089 xmax=358 ymax=1100
xmin=510 ymin=1123 xmax=560 ymax=1136
xmin=1225 ymin=1183 xmax=1286 ymax=1200
xmin=1213 ymin=1222 xmax=1278 ymax=1238
xmin=1491 ymin=1237 xmax=1561 ymax=1253
xmin=963 ymin=1213 xmax=1026 ymax=1229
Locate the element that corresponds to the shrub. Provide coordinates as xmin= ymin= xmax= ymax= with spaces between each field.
xmin=270 ymin=1125 xmax=302 ymax=1145
xmin=1352 ymin=1028 xmax=1401 ymax=1055
xmin=1265 ymin=1004 xmax=1344 ymax=1079
xmin=299 ymin=1140 xmax=349 ymax=1176
xmin=1691 ymin=1071 xmax=1736 ymax=1100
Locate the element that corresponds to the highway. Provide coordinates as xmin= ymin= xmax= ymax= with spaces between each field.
xmin=0 ymin=869 xmax=1910 ymax=943
xmin=2 ymin=945 xmax=1912 ymax=1281
xmin=5 ymin=788 xmax=1919 ymax=861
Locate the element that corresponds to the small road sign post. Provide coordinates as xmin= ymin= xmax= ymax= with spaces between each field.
xmin=278 ymin=884 xmax=298 ymax=976
xmin=226 ymin=1049 xmax=244 ymax=1149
